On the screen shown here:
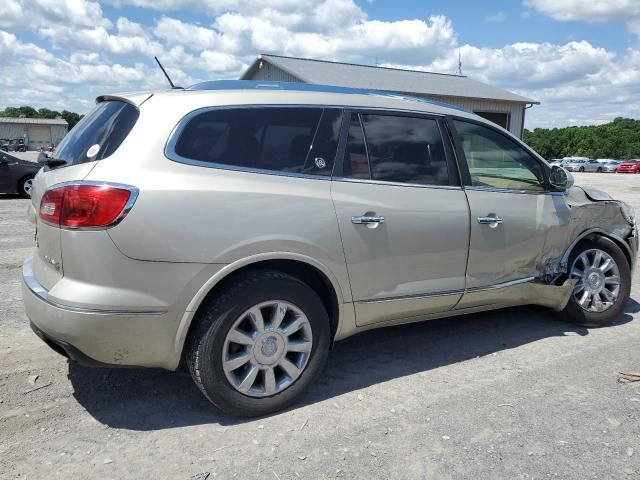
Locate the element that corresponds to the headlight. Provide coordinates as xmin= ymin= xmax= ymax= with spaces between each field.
xmin=619 ymin=201 xmax=636 ymax=226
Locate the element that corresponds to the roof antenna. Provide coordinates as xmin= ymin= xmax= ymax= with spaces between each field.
xmin=154 ymin=56 xmax=182 ymax=89
xmin=455 ymin=50 xmax=463 ymax=76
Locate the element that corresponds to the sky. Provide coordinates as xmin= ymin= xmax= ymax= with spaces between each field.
xmin=1 ymin=0 xmax=639 ymax=129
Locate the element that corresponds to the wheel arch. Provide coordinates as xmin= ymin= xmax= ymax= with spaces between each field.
xmin=561 ymin=228 xmax=633 ymax=270
xmin=17 ymin=173 xmax=36 ymax=193
xmin=174 ymin=253 xmax=344 ymax=362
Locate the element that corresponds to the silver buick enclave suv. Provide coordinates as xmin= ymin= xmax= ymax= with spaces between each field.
xmin=22 ymin=81 xmax=637 ymax=416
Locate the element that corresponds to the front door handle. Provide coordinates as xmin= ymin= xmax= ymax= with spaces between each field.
xmin=477 ymin=214 xmax=503 ymax=226
xmin=352 ymin=215 xmax=385 ymax=225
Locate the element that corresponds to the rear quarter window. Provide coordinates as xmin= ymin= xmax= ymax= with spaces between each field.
xmin=53 ymin=101 xmax=139 ymax=167
xmin=171 ymin=107 xmax=341 ymax=176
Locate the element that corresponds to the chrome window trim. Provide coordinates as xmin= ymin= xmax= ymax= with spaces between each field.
xmin=41 ymin=180 xmax=140 ymax=231
xmin=464 ymin=185 xmax=567 ymax=196
xmin=332 ymin=176 xmax=463 ymax=191
xmin=22 ymin=257 xmax=166 ymax=315
xmin=164 ymin=104 xmax=446 ymax=181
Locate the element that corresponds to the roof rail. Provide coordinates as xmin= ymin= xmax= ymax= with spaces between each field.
xmin=187 ymin=80 xmax=470 ymax=112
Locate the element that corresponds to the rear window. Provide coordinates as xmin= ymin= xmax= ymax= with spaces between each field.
xmin=53 ymin=100 xmax=139 ymax=166
xmin=172 ymin=107 xmax=341 ymax=176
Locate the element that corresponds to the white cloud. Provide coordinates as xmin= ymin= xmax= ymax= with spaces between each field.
xmin=0 ymin=0 xmax=111 ymax=29
xmin=153 ymin=17 xmax=220 ymax=51
xmin=154 ymin=12 xmax=455 ymax=66
xmin=428 ymin=41 xmax=614 ymax=89
xmin=525 ymin=0 xmax=640 ymax=40
xmin=39 ymin=17 xmax=163 ymax=57
xmin=0 ymin=31 xmax=52 ymax=60
xmin=524 ymin=0 xmax=640 ymax=22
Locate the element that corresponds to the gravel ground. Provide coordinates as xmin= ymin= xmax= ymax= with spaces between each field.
xmin=1 ymin=173 xmax=639 ymax=479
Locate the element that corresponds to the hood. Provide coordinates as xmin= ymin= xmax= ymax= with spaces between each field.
xmin=578 ymin=185 xmax=613 ymax=202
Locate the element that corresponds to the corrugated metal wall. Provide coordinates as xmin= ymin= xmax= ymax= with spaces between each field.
xmin=0 ymin=123 xmax=28 ymax=140
xmin=50 ymin=125 xmax=67 ymax=145
xmin=251 ymin=63 xmax=302 ymax=83
xmin=0 ymin=123 xmax=68 ymax=149
xmin=247 ymin=64 xmax=527 ymax=138
xmin=411 ymin=94 xmax=525 ymax=137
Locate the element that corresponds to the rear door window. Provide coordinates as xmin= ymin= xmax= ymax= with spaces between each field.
xmin=342 ymin=113 xmax=450 ymax=186
xmin=53 ymin=100 xmax=139 ymax=167
xmin=173 ymin=107 xmax=340 ymax=176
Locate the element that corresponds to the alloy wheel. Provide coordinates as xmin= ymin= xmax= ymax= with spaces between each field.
xmin=222 ymin=300 xmax=313 ymax=397
xmin=569 ymin=248 xmax=621 ymax=313
xmin=23 ymin=178 xmax=34 ymax=196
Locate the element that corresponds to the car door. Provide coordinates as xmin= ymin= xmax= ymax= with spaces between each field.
xmin=331 ymin=111 xmax=470 ymax=326
xmin=448 ymin=118 xmax=571 ymax=310
xmin=0 ymin=152 xmax=18 ymax=192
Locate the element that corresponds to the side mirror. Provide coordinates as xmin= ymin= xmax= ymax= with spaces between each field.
xmin=37 ymin=152 xmax=50 ymax=164
xmin=549 ymin=164 xmax=574 ymax=191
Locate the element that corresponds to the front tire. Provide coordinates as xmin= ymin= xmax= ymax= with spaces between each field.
xmin=561 ymin=237 xmax=631 ymax=327
xmin=186 ymin=270 xmax=331 ymax=417
xmin=18 ymin=176 xmax=34 ymax=198
xmin=579 ymin=166 xmax=585 ymax=172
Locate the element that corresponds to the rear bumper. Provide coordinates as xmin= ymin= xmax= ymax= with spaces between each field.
xmin=22 ymin=257 xmax=179 ymax=369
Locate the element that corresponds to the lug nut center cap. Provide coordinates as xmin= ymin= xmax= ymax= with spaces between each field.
xmin=587 ymin=272 xmax=602 ymax=290
xmin=261 ymin=336 xmax=278 ymax=357
xmin=253 ymin=332 xmax=285 ymax=365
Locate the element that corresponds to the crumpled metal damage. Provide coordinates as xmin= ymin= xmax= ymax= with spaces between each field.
xmin=537 ymin=186 xmax=637 ymax=287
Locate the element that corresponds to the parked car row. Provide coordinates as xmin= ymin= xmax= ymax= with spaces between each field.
xmin=0 ymin=138 xmax=27 ymax=152
xmin=549 ymin=158 xmax=640 ymax=173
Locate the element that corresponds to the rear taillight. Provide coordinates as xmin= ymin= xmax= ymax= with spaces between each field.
xmin=39 ymin=183 xmax=137 ymax=229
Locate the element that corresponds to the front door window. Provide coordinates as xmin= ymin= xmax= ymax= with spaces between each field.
xmin=453 ymin=120 xmax=545 ymax=192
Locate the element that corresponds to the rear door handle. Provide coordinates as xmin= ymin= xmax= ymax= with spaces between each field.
xmin=352 ymin=215 xmax=385 ymax=225
xmin=477 ymin=215 xmax=503 ymax=225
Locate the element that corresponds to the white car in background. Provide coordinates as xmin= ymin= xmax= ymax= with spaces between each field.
xmin=601 ymin=160 xmax=620 ymax=173
xmin=564 ymin=158 xmax=603 ymax=173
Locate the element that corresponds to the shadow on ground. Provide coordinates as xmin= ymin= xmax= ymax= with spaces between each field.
xmin=68 ymin=301 xmax=637 ymax=431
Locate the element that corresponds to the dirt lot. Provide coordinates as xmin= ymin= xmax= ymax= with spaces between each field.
xmin=1 ymin=173 xmax=639 ymax=479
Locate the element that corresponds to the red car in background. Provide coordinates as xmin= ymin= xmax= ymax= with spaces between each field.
xmin=616 ymin=160 xmax=640 ymax=173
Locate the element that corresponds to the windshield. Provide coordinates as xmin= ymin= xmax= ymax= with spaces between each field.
xmin=53 ymin=100 xmax=139 ymax=167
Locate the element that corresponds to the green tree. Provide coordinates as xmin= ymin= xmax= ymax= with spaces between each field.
xmin=17 ymin=106 xmax=37 ymax=117
xmin=60 ymin=110 xmax=83 ymax=129
xmin=37 ymin=108 xmax=62 ymax=119
xmin=0 ymin=105 xmax=84 ymax=130
xmin=524 ymin=118 xmax=640 ymax=160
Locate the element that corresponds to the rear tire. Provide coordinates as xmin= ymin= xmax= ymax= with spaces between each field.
xmin=185 ymin=270 xmax=331 ymax=417
xmin=561 ymin=237 xmax=631 ymax=327
xmin=18 ymin=176 xmax=34 ymax=198
xmin=597 ymin=167 xmax=602 ymax=173
xmin=579 ymin=166 xmax=585 ymax=172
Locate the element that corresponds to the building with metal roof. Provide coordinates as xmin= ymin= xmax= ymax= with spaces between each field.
xmin=0 ymin=117 xmax=68 ymax=150
xmin=242 ymin=54 xmax=539 ymax=138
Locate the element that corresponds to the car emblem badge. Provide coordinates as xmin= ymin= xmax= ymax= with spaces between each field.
xmin=314 ymin=157 xmax=326 ymax=169
xmin=261 ymin=336 xmax=278 ymax=357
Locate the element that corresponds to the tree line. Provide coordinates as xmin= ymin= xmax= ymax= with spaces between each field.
xmin=523 ymin=117 xmax=640 ymax=160
xmin=0 ymin=106 xmax=84 ymax=130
